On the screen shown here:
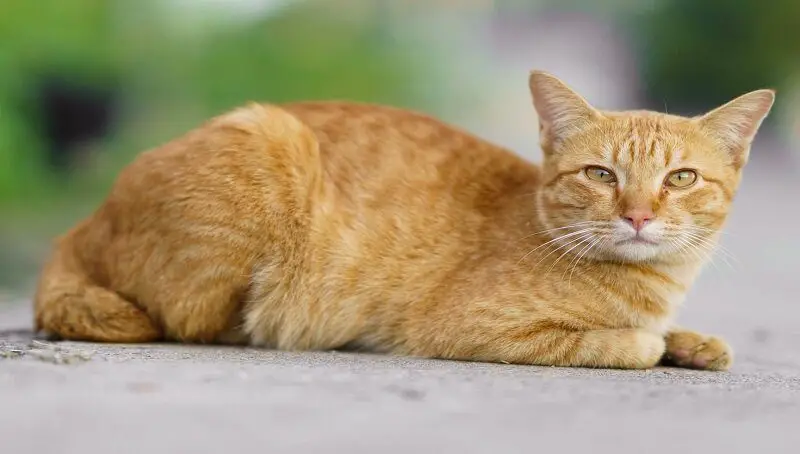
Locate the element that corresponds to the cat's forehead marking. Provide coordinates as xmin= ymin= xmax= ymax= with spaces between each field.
xmin=602 ymin=117 xmax=692 ymax=190
xmin=611 ymin=130 xmax=667 ymax=166
xmin=609 ymin=116 xmax=694 ymax=169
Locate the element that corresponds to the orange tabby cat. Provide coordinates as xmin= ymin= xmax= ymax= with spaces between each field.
xmin=33 ymin=71 xmax=774 ymax=370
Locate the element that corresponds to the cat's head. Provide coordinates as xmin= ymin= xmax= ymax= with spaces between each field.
xmin=529 ymin=71 xmax=774 ymax=264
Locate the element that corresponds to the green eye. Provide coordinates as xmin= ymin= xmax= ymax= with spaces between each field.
xmin=666 ymin=170 xmax=698 ymax=188
xmin=585 ymin=166 xmax=616 ymax=183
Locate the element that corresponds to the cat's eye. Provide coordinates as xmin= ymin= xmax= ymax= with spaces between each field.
xmin=666 ymin=170 xmax=698 ymax=188
xmin=585 ymin=166 xmax=616 ymax=184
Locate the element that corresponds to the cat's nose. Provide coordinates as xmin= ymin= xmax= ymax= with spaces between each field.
xmin=621 ymin=209 xmax=654 ymax=232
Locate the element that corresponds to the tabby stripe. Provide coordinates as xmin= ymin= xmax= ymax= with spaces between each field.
xmin=702 ymin=176 xmax=733 ymax=201
xmin=561 ymin=332 xmax=584 ymax=364
xmin=545 ymin=202 xmax=587 ymax=210
xmin=629 ymin=135 xmax=637 ymax=162
xmin=630 ymin=265 xmax=684 ymax=290
xmin=646 ymin=135 xmax=658 ymax=159
xmin=543 ymin=168 xmax=583 ymax=188
xmin=663 ymin=145 xmax=673 ymax=167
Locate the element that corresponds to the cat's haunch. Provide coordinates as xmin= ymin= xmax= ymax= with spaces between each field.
xmin=33 ymin=71 xmax=774 ymax=371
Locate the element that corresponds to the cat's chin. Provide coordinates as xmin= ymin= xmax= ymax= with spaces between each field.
xmin=607 ymin=241 xmax=665 ymax=264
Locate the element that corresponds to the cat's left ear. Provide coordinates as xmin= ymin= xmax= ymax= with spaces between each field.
xmin=695 ymin=89 xmax=776 ymax=166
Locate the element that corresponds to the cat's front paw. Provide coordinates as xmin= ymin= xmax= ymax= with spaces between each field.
xmin=663 ymin=330 xmax=733 ymax=371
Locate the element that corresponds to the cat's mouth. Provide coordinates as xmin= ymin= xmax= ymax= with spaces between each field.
xmin=615 ymin=237 xmax=659 ymax=246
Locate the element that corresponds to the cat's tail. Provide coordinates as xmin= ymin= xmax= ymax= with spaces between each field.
xmin=33 ymin=236 xmax=161 ymax=343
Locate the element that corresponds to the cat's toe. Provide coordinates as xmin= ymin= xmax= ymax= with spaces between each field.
xmin=663 ymin=331 xmax=733 ymax=371
xmin=690 ymin=337 xmax=733 ymax=371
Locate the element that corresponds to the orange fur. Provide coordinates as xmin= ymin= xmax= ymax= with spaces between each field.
xmin=33 ymin=71 xmax=775 ymax=370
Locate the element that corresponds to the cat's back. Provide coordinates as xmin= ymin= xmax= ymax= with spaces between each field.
xmin=280 ymin=101 xmax=534 ymax=197
xmin=282 ymin=100 xmax=501 ymax=159
xmin=116 ymin=100 xmax=532 ymax=201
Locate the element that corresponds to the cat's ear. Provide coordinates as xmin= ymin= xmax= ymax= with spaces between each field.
xmin=529 ymin=71 xmax=600 ymax=149
xmin=695 ymin=89 xmax=775 ymax=166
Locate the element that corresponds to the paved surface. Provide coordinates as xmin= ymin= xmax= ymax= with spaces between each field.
xmin=1 ymin=317 xmax=800 ymax=454
xmin=2 ymin=145 xmax=800 ymax=453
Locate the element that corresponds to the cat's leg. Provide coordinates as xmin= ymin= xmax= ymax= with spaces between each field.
xmin=36 ymin=242 xmax=252 ymax=345
xmin=520 ymin=328 xmax=666 ymax=369
xmin=35 ymin=281 xmax=161 ymax=343
xmin=154 ymin=260 xmax=248 ymax=344
xmin=661 ymin=327 xmax=733 ymax=371
xmin=429 ymin=327 xmax=666 ymax=369
xmin=34 ymin=245 xmax=161 ymax=343
xmin=158 ymin=291 xmax=246 ymax=344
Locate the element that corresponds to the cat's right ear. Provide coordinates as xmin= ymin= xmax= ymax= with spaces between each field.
xmin=529 ymin=71 xmax=599 ymax=150
xmin=695 ymin=89 xmax=775 ymax=168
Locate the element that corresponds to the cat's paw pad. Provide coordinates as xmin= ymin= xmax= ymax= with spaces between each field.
xmin=664 ymin=331 xmax=733 ymax=371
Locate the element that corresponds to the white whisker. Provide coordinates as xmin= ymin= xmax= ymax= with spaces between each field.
xmin=685 ymin=225 xmax=735 ymax=237
xmin=532 ymin=232 xmax=596 ymax=269
xmin=679 ymin=234 xmax=725 ymax=271
xmin=545 ymin=234 xmax=596 ymax=276
xmin=565 ymin=235 xmax=606 ymax=288
xmin=682 ymin=231 xmax=737 ymax=269
xmin=516 ymin=221 xmax=599 ymax=241
xmin=517 ymin=228 xmax=596 ymax=264
xmin=670 ymin=235 xmax=709 ymax=267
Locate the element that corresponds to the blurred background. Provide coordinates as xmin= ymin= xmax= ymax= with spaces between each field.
xmin=1 ymin=0 xmax=799 ymax=337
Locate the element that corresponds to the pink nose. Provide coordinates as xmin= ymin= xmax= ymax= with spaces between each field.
xmin=622 ymin=209 xmax=654 ymax=232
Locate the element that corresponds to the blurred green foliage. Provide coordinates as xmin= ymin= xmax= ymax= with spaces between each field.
xmin=636 ymin=0 xmax=800 ymax=116
xmin=0 ymin=0 xmax=116 ymax=215
xmin=0 ymin=0 xmax=428 ymax=234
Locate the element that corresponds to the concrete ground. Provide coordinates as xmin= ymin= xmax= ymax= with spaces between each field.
xmin=2 ymin=144 xmax=800 ymax=453
xmin=1 ymin=310 xmax=799 ymax=454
